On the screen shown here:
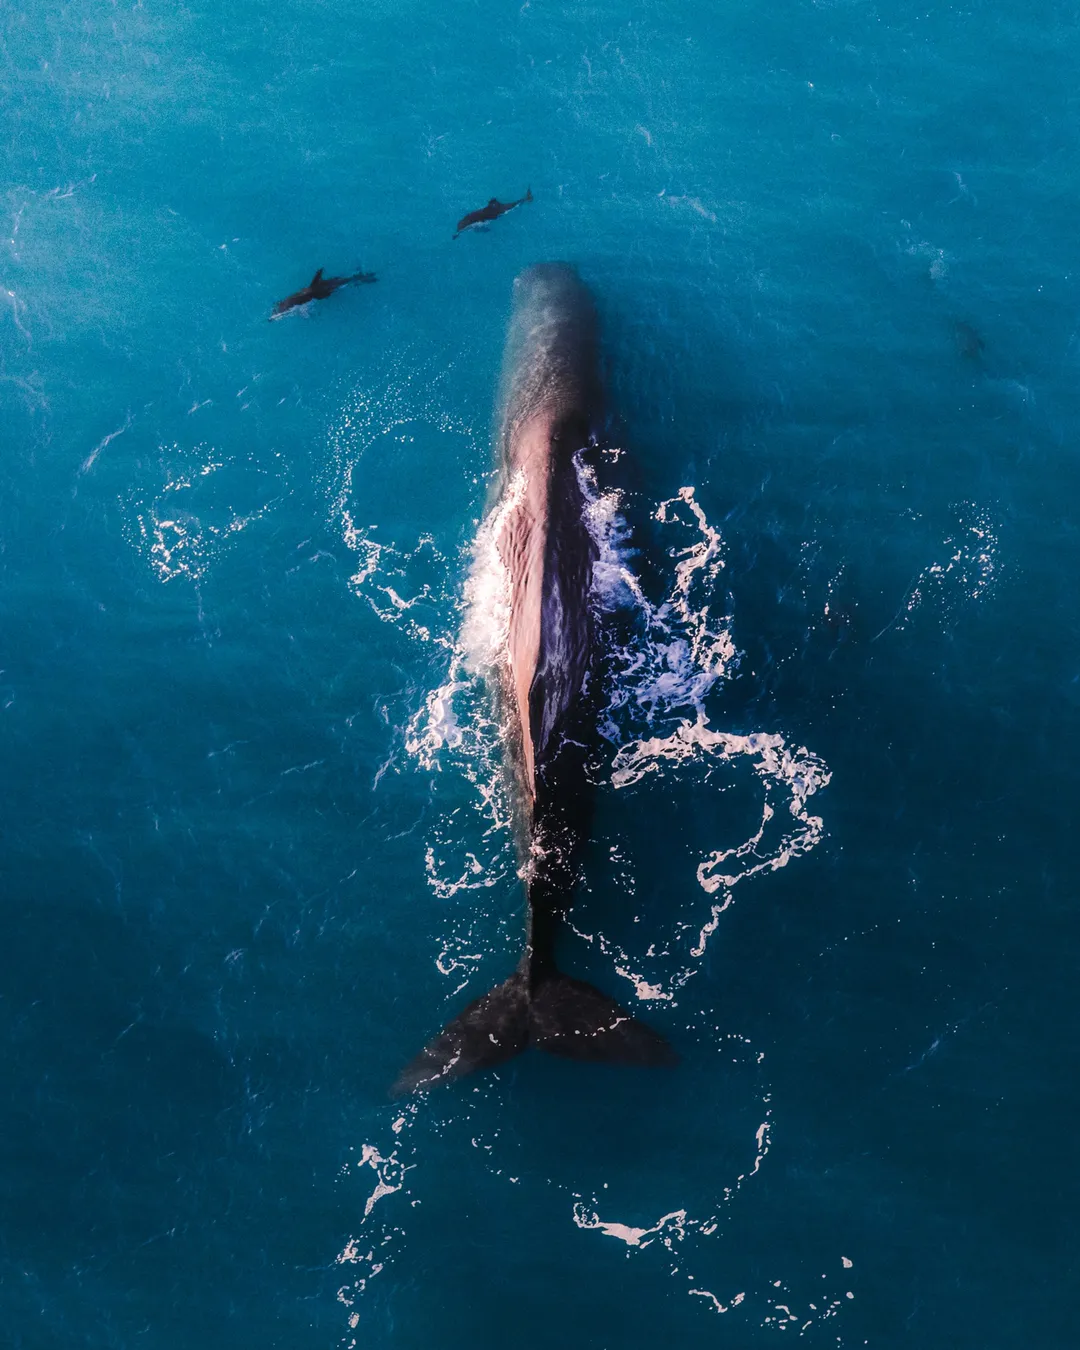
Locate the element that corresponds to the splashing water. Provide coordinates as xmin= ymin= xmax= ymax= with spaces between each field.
xmin=582 ymin=469 xmax=741 ymax=731
xmin=125 ymin=442 xmax=283 ymax=584
xmin=334 ymin=419 xmax=832 ymax=996
xmin=563 ymin=461 xmax=832 ymax=1001
xmin=328 ymin=404 xmax=839 ymax=1334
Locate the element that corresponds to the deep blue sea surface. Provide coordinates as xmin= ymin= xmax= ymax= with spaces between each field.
xmin=3 ymin=1 xmax=1079 ymax=1345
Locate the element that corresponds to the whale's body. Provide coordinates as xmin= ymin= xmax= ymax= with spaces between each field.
xmin=393 ymin=265 xmax=674 ymax=1096
xmin=498 ymin=263 xmax=599 ymax=806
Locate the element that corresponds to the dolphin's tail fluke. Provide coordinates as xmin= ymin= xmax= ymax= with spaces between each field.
xmin=390 ymin=962 xmax=676 ymax=1097
xmin=525 ymin=185 xmax=533 ymax=202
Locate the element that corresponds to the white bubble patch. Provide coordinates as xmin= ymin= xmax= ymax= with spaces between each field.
xmin=566 ymin=462 xmax=831 ymax=1000
xmin=334 ymin=1107 xmax=421 ymax=1343
xmin=873 ymin=502 xmax=1000 ymax=642
xmin=125 ymin=443 xmax=282 ymax=584
xmin=333 ymin=423 xmax=832 ymax=998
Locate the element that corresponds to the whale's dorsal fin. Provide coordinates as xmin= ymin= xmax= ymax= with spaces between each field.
xmin=310 ymin=268 xmax=324 ymax=285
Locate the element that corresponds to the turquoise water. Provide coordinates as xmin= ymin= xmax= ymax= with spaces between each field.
xmin=3 ymin=0 xmax=1079 ymax=1345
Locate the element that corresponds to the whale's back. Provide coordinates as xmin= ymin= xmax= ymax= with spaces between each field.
xmin=495 ymin=266 xmax=601 ymax=801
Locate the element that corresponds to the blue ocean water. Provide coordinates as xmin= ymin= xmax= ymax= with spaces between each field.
xmin=3 ymin=0 xmax=1079 ymax=1345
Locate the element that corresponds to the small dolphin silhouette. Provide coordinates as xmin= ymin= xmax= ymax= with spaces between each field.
xmin=270 ymin=267 xmax=376 ymax=319
xmin=454 ymin=188 xmax=533 ymax=238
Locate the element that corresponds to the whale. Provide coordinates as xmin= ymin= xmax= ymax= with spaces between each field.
xmin=269 ymin=266 xmax=376 ymax=319
xmin=453 ymin=187 xmax=533 ymax=238
xmin=393 ymin=263 xmax=676 ymax=1096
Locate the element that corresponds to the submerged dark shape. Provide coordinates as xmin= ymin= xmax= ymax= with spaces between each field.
xmin=453 ymin=187 xmax=533 ymax=238
xmin=269 ymin=266 xmax=376 ymax=319
xmin=953 ymin=319 xmax=986 ymax=361
xmin=393 ymin=263 xmax=676 ymax=1097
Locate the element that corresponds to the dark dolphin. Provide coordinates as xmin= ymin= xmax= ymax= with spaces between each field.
xmin=393 ymin=263 xmax=675 ymax=1097
xmin=269 ymin=266 xmax=376 ymax=319
xmin=453 ymin=187 xmax=533 ymax=238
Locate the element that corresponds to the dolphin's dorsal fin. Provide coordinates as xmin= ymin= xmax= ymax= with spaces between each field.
xmin=488 ymin=198 xmax=498 ymax=206
xmin=310 ymin=268 xmax=324 ymax=285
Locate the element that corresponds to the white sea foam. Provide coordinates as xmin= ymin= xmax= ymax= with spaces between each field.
xmin=612 ymin=718 xmax=830 ymax=905
xmin=327 ymin=388 xmax=841 ymax=1334
xmin=572 ymin=1205 xmax=689 ymax=1248
xmin=576 ymin=464 xmax=741 ymax=726
xmin=125 ymin=443 xmax=279 ymax=584
xmin=334 ymin=1108 xmax=422 ymax=1343
xmin=326 ymin=366 xmax=525 ymax=948
xmin=568 ymin=461 xmax=831 ymax=998
xmin=457 ymin=468 xmax=526 ymax=677
xmin=568 ymin=1076 xmax=851 ymax=1332
xmin=873 ymin=502 xmax=1000 ymax=642
xmin=327 ymin=354 xmax=478 ymax=642
xmin=335 ymin=423 xmax=832 ymax=992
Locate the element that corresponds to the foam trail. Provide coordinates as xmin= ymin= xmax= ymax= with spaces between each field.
xmin=573 ymin=461 xmax=741 ymax=727
xmin=332 ymin=457 xmax=842 ymax=1336
xmin=335 ymin=1104 xmax=422 ymax=1345
xmin=126 ymin=444 xmax=279 ymax=584
xmin=329 ymin=370 xmax=830 ymax=1012
xmin=79 ymin=412 xmax=133 ymax=475
xmin=567 ymin=1061 xmax=850 ymax=1333
xmin=568 ymin=466 xmax=831 ymax=993
xmin=612 ymin=718 xmax=830 ymax=902
xmin=341 ymin=444 xmax=832 ymax=993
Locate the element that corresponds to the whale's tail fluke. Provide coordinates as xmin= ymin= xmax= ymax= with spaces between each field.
xmin=390 ymin=963 xmax=676 ymax=1097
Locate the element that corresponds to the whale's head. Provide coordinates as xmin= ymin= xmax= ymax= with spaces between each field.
xmin=512 ymin=262 xmax=585 ymax=310
xmin=500 ymin=264 xmax=601 ymax=453
xmin=507 ymin=263 xmax=598 ymax=363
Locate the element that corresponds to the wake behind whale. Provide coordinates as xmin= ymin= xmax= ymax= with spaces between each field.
xmin=393 ymin=264 xmax=675 ymax=1096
